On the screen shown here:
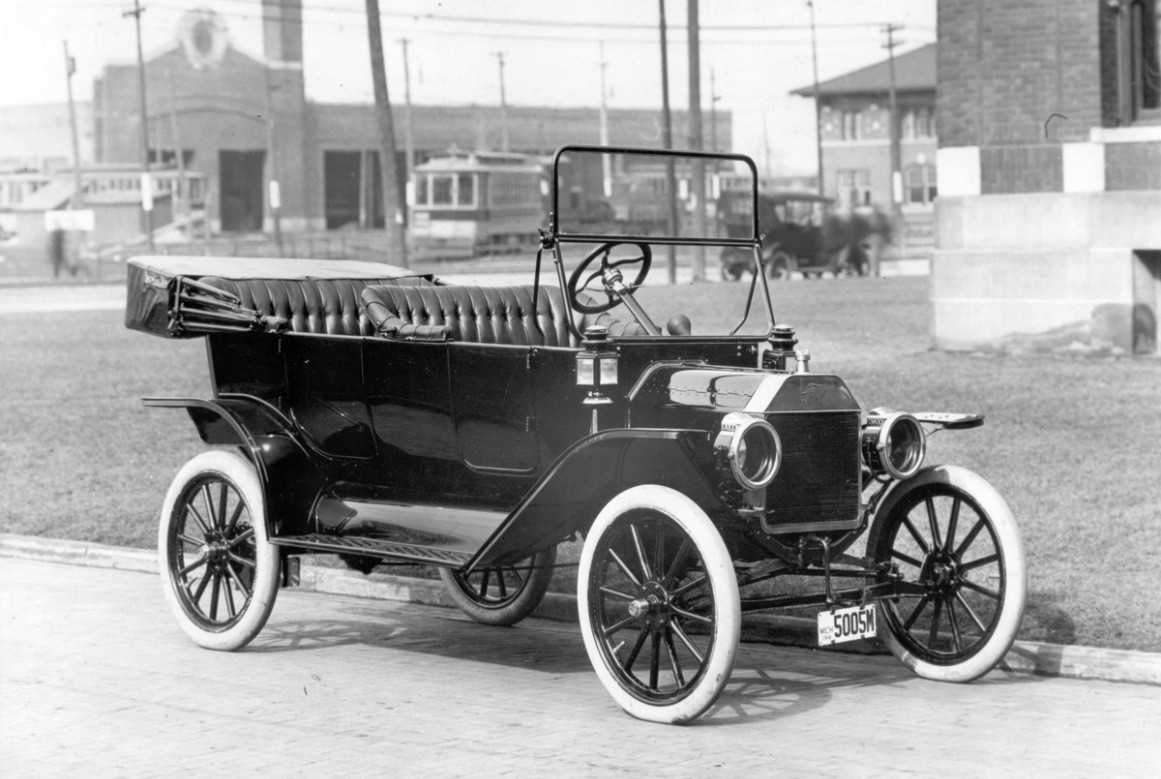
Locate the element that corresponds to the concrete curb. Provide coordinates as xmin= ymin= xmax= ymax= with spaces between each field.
xmin=4 ymin=532 xmax=1159 ymax=686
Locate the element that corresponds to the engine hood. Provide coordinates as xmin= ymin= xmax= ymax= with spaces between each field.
xmin=626 ymin=362 xmax=860 ymax=429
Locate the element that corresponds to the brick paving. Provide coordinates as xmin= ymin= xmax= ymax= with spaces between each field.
xmin=3 ymin=557 xmax=1160 ymax=777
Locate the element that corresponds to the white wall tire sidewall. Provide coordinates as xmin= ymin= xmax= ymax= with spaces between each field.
xmin=158 ymin=450 xmax=280 ymax=651
xmin=578 ymin=485 xmax=741 ymax=725
xmin=871 ymin=465 xmax=1026 ymax=683
xmin=438 ymin=546 xmax=557 ymax=626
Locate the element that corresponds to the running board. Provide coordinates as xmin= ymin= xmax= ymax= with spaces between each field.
xmin=271 ymin=534 xmax=472 ymax=567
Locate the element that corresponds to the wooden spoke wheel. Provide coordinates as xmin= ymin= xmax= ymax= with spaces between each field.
xmin=439 ymin=546 xmax=556 ymax=626
xmin=579 ymin=485 xmax=740 ymax=724
xmin=158 ymin=450 xmax=280 ymax=651
xmin=868 ymin=466 xmax=1026 ymax=682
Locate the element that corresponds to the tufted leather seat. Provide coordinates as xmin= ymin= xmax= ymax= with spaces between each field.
xmin=360 ymin=284 xmax=647 ymax=347
xmin=198 ymin=276 xmax=432 ymax=336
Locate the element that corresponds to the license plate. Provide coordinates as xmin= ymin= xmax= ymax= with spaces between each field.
xmin=817 ymin=603 xmax=877 ymax=646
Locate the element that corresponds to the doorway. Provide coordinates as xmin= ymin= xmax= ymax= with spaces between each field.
xmin=219 ymin=150 xmax=265 ymax=232
xmin=324 ymin=150 xmax=383 ymax=230
xmin=1132 ymin=250 xmax=1160 ymax=356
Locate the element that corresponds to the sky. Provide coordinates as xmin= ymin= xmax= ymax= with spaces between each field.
xmin=2 ymin=0 xmax=936 ymax=175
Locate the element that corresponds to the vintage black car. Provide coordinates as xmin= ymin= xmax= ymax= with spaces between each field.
xmin=127 ymin=146 xmax=1025 ymax=725
xmin=718 ymin=191 xmax=875 ymax=281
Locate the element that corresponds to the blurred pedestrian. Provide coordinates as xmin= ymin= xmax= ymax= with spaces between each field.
xmin=50 ymin=227 xmax=66 ymax=279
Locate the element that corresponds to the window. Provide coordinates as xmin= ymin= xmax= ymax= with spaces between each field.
xmin=1112 ymin=0 xmax=1160 ymax=123
xmin=905 ymin=164 xmax=937 ymax=205
xmin=490 ymin=172 xmax=539 ymax=207
xmin=841 ymin=110 xmax=861 ymax=140
xmin=419 ymin=173 xmax=476 ymax=208
xmin=903 ymin=108 xmax=934 ymax=139
xmin=431 ymin=175 xmax=454 ymax=205
xmin=456 ymin=174 xmax=476 ymax=206
xmin=836 ymin=168 xmax=871 ymax=209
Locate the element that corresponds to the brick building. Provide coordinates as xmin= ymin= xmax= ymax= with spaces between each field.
xmin=934 ymin=0 xmax=1160 ymax=354
xmin=793 ymin=44 xmax=938 ymax=214
xmin=89 ymin=1 xmax=728 ymax=236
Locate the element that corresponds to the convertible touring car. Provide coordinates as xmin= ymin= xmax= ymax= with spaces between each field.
xmin=127 ymin=145 xmax=1025 ymax=724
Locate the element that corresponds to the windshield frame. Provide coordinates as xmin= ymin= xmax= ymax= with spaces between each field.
xmin=537 ymin=145 xmax=776 ymax=343
xmin=548 ymin=144 xmax=760 ymax=247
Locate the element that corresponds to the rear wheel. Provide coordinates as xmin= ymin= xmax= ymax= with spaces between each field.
xmin=868 ymin=466 xmax=1026 ymax=682
xmin=767 ymin=250 xmax=792 ymax=280
xmin=579 ymin=485 xmax=740 ymax=724
xmin=439 ymin=546 xmax=556 ymax=626
xmin=158 ymin=450 xmax=280 ymax=651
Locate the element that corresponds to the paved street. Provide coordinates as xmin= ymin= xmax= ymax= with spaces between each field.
xmin=2 ymin=558 xmax=1159 ymax=776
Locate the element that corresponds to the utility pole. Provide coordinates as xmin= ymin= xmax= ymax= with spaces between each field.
xmin=807 ymin=0 xmax=824 ymax=196
xmin=63 ymin=41 xmax=84 ymax=210
xmin=709 ymin=66 xmax=720 ymax=152
xmin=124 ymin=0 xmax=153 ymax=251
xmin=882 ymin=23 xmax=904 ymax=279
xmin=262 ymin=66 xmax=283 ymax=253
xmin=763 ymin=113 xmax=772 ymax=177
xmin=657 ymin=0 xmax=678 ymax=284
xmin=166 ymin=68 xmax=187 ymax=221
xmin=399 ymin=38 xmax=415 ymax=207
xmin=687 ymin=0 xmax=705 ymax=282
xmin=599 ymin=41 xmax=611 ymax=196
xmin=364 ymin=0 xmax=408 ymax=267
xmin=495 ymin=51 xmax=510 ymax=152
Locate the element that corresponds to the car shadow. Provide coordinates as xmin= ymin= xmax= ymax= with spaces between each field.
xmin=249 ymin=600 xmax=593 ymax=674
xmin=248 ymin=596 xmax=1046 ymax=725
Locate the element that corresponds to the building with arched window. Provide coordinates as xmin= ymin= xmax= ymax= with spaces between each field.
xmin=83 ymin=1 xmax=728 ymax=238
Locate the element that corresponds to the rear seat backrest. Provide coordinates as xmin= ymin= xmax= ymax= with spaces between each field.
xmin=360 ymin=284 xmax=647 ymax=347
xmin=199 ymin=276 xmax=428 ymax=336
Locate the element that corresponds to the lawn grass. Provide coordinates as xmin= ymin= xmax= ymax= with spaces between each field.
xmin=2 ymin=275 xmax=1159 ymax=651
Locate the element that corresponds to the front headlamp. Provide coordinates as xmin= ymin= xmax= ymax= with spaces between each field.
xmin=713 ymin=412 xmax=782 ymax=491
xmin=861 ymin=408 xmax=925 ymax=479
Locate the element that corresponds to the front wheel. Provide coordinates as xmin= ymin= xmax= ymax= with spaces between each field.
xmin=578 ymin=485 xmax=740 ymax=724
xmin=439 ymin=546 xmax=556 ymax=626
xmin=158 ymin=450 xmax=280 ymax=651
xmin=867 ymin=466 xmax=1026 ymax=682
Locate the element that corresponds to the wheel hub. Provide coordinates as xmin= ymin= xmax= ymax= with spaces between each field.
xmin=921 ymin=552 xmax=960 ymax=595
xmin=205 ymin=537 xmax=230 ymax=567
xmin=627 ymin=581 xmax=671 ymax=625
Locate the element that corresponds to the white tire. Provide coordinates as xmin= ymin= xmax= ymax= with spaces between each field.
xmin=158 ymin=450 xmax=280 ymax=651
xmin=867 ymin=465 xmax=1026 ymax=682
xmin=439 ymin=546 xmax=557 ymax=626
xmin=578 ymin=485 xmax=740 ymax=724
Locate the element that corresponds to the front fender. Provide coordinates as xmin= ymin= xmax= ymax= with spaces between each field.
xmin=468 ymin=428 xmax=722 ymax=568
xmin=143 ymin=396 xmax=324 ymax=536
xmin=867 ymin=464 xmax=1013 ymax=545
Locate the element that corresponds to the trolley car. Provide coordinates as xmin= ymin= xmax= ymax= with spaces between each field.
xmin=409 ymin=151 xmax=545 ymax=258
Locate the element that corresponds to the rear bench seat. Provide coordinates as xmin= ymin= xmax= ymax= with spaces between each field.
xmin=360 ymin=284 xmax=647 ymax=348
xmin=198 ymin=275 xmax=431 ymax=337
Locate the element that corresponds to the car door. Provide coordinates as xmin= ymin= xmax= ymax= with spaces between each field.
xmin=448 ymin=343 xmax=540 ymax=474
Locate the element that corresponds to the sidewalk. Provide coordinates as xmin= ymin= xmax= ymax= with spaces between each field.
xmin=3 ymin=553 xmax=1160 ymax=776
xmin=3 ymin=532 xmax=1159 ymax=688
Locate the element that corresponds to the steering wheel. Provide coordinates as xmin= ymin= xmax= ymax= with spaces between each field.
xmin=566 ymin=242 xmax=653 ymax=314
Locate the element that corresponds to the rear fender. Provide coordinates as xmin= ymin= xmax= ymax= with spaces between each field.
xmin=468 ymin=428 xmax=722 ymax=569
xmin=143 ymin=396 xmax=323 ymax=536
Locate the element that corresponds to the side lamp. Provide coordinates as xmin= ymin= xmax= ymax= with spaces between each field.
xmin=577 ymin=325 xmax=619 ymax=432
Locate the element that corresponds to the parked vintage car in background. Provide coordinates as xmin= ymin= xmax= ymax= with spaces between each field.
xmin=127 ymin=145 xmax=1025 ymax=725
xmin=719 ymin=191 xmax=890 ymax=281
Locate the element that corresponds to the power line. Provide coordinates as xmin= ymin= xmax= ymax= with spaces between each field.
xmin=45 ymin=0 xmax=933 ymax=39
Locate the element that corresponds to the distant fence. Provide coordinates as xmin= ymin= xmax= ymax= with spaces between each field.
xmin=0 ymin=231 xmax=417 ymax=284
